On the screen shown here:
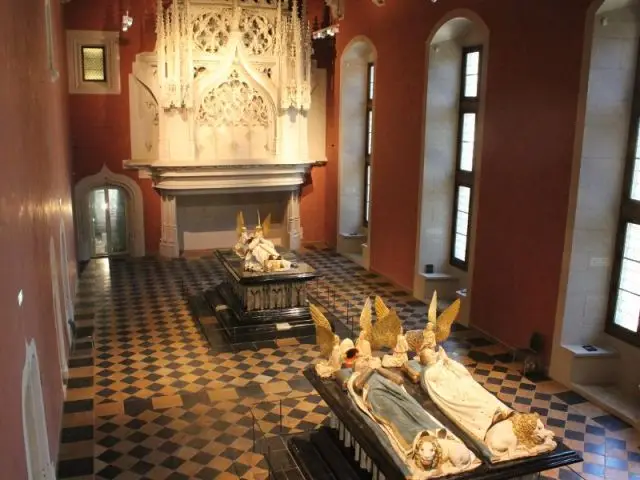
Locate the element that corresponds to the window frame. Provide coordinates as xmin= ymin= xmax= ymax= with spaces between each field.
xmin=605 ymin=46 xmax=640 ymax=346
xmin=363 ymin=61 xmax=375 ymax=227
xmin=66 ymin=30 xmax=121 ymax=95
xmin=450 ymin=46 xmax=482 ymax=271
xmin=80 ymin=45 xmax=108 ymax=83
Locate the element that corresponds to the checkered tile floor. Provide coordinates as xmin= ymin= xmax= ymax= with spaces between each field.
xmin=57 ymin=247 xmax=640 ymax=480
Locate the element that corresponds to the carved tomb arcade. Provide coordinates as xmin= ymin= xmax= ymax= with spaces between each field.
xmin=126 ymin=0 xmax=326 ymax=256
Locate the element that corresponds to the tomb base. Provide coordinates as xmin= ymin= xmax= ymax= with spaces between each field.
xmin=203 ymin=249 xmax=319 ymax=343
xmin=289 ymin=367 xmax=582 ymax=480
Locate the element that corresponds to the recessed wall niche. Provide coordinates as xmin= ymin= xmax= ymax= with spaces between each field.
xmin=414 ymin=16 xmax=488 ymax=308
xmin=337 ymin=36 xmax=376 ymax=268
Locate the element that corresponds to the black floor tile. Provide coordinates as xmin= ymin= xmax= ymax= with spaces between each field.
xmin=57 ymin=457 xmax=93 ymax=478
xmin=592 ymin=414 xmax=632 ymax=432
xmin=554 ymin=390 xmax=588 ymax=405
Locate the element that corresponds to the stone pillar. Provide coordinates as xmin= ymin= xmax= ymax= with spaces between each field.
xmin=286 ymin=189 xmax=303 ymax=251
xmin=159 ymin=194 xmax=179 ymax=258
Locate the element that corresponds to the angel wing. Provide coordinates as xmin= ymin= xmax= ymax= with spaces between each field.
xmin=236 ymin=211 xmax=245 ymax=237
xmin=434 ymin=298 xmax=461 ymax=344
xmin=359 ymin=297 xmax=373 ymax=340
xmin=371 ymin=310 xmax=402 ymax=350
xmin=427 ymin=291 xmax=438 ymax=326
xmin=262 ymin=213 xmax=272 ymax=237
xmin=309 ymin=304 xmax=336 ymax=357
xmin=405 ymin=329 xmax=425 ymax=352
xmin=374 ymin=295 xmax=390 ymax=320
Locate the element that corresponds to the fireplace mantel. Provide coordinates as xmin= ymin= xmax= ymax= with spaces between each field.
xmin=124 ymin=160 xmax=313 ymax=194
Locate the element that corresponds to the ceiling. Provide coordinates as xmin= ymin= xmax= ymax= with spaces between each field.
xmin=597 ymin=0 xmax=638 ymax=13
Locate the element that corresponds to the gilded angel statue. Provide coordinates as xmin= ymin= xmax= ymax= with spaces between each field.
xmin=311 ymin=302 xmax=391 ymax=378
xmin=400 ymin=292 xmax=460 ymax=366
xmin=233 ymin=211 xmax=249 ymax=258
xmin=352 ymin=295 xmax=405 ymax=368
xmin=310 ymin=304 xmax=342 ymax=378
xmin=354 ymin=297 xmax=382 ymax=370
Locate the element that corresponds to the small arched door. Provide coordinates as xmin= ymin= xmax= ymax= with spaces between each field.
xmin=89 ymin=186 xmax=128 ymax=257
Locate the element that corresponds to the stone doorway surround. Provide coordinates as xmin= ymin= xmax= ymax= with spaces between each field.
xmin=74 ymin=164 xmax=145 ymax=261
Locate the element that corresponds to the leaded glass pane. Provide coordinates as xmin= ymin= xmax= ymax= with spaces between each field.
xmin=454 ymin=233 xmax=467 ymax=262
xmin=459 ymin=114 xmax=476 ymax=171
xmin=457 ymin=186 xmax=471 ymax=214
xmin=614 ymin=223 xmax=640 ymax=332
xmin=81 ymin=46 xmax=106 ymax=82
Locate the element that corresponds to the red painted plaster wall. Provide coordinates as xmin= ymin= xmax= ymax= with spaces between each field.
xmin=65 ymin=0 xmax=161 ymax=253
xmin=327 ymin=0 xmax=593 ymax=356
xmin=0 ymin=0 xmax=76 ymax=477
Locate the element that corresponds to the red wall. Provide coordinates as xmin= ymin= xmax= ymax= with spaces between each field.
xmin=0 ymin=0 xmax=76 ymax=477
xmin=327 ymin=0 xmax=594 ymax=356
xmin=65 ymin=0 xmax=161 ymax=253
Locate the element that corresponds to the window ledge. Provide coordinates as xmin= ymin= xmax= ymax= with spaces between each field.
xmin=571 ymin=383 xmax=640 ymax=429
xmin=562 ymin=344 xmax=618 ymax=359
xmin=339 ymin=232 xmax=367 ymax=239
xmin=419 ymin=272 xmax=459 ymax=281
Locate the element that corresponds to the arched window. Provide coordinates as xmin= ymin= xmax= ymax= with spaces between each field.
xmin=607 ymin=47 xmax=640 ymax=344
xmin=415 ymin=17 xmax=487 ymax=302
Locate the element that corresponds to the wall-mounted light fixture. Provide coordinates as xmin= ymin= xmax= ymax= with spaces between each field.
xmin=312 ymin=24 xmax=339 ymax=40
xmin=122 ymin=10 xmax=134 ymax=32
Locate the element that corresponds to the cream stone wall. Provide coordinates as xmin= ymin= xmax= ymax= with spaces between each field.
xmin=338 ymin=38 xmax=376 ymax=253
xmin=176 ymin=192 xmax=288 ymax=251
xmin=552 ymin=5 xmax=640 ymax=396
xmin=414 ymin=20 xmax=487 ymax=302
xmin=418 ymin=39 xmax=459 ymax=275
xmin=561 ymin=7 xmax=637 ymax=346
xmin=338 ymin=58 xmax=368 ymax=235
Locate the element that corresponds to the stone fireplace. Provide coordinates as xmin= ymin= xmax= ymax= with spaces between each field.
xmin=125 ymin=0 xmax=326 ymax=256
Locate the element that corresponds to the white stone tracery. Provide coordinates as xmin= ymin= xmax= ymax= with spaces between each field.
xmin=129 ymin=0 xmax=313 ymax=165
xmin=197 ymin=70 xmax=271 ymax=127
xmin=126 ymin=0 xmax=327 ymax=257
xmin=239 ymin=12 xmax=275 ymax=55
xmin=192 ymin=9 xmax=233 ymax=54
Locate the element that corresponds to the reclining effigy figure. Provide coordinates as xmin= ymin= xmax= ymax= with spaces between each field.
xmin=234 ymin=211 xmax=295 ymax=273
xmin=392 ymin=292 xmax=558 ymax=463
xmin=420 ymin=348 xmax=556 ymax=462
xmin=347 ymin=367 xmax=481 ymax=479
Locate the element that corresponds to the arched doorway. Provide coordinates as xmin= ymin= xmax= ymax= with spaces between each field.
xmin=89 ymin=186 xmax=128 ymax=257
xmin=74 ymin=164 xmax=145 ymax=262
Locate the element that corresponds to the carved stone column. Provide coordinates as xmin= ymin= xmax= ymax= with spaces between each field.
xmin=159 ymin=194 xmax=179 ymax=258
xmin=286 ymin=189 xmax=303 ymax=251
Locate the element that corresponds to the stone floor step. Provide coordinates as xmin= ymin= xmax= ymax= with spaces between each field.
xmin=310 ymin=427 xmax=365 ymax=480
xmin=289 ymin=436 xmax=337 ymax=480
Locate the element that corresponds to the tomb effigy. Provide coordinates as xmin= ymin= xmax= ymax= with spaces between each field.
xmin=292 ymin=293 xmax=582 ymax=480
xmin=204 ymin=211 xmax=318 ymax=343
